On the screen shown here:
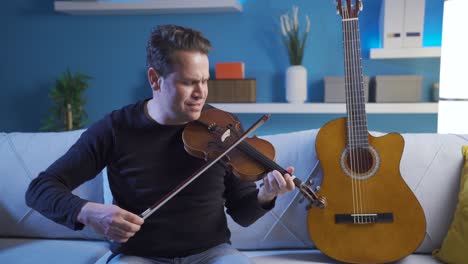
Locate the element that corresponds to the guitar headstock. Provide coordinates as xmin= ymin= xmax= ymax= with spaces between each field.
xmin=335 ymin=0 xmax=363 ymax=19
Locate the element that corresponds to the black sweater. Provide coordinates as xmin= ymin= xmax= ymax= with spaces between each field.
xmin=25 ymin=99 xmax=271 ymax=257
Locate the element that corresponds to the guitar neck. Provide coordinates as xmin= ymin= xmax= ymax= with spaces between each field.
xmin=342 ymin=14 xmax=369 ymax=148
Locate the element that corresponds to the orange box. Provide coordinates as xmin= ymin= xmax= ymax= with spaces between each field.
xmin=215 ymin=62 xmax=245 ymax=79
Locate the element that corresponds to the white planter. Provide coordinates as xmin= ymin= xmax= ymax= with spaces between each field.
xmin=285 ymin=65 xmax=307 ymax=103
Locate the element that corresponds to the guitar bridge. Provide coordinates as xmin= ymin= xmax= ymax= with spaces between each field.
xmin=335 ymin=213 xmax=393 ymax=224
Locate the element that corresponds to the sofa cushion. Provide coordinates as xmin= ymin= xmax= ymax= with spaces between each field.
xmin=0 ymin=238 xmax=109 ymax=264
xmin=0 ymin=130 xmax=105 ymax=240
xmin=433 ymin=145 xmax=468 ymax=264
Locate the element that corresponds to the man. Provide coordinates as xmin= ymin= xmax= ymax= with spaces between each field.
xmin=25 ymin=24 xmax=295 ymax=264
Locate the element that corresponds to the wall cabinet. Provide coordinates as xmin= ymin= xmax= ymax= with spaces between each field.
xmin=380 ymin=0 xmax=425 ymax=49
xmin=371 ymin=0 xmax=440 ymax=59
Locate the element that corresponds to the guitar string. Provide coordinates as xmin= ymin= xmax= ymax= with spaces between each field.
xmin=346 ymin=9 xmax=358 ymax=223
xmin=361 ymin=17 xmax=371 ymax=223
xmin=349 ymin=10 xmax=363 ymax=224
xmin=348 ymin=8 xmax=363 ymax=223
xmin=342 ymin=9 xmax=357 ymax=222
xmin=351 ymin=8 xmax=363 ymax=224
xmin=352 ymin=16 xmax=368 ymax=223
xmin=356 ymin=13 xmax=372 ymax=223
xmin=343 ymin=9 xmax=361 ymax=223
xmin=351 ymin=12 xmax=367 ymax=223
xmin=345 ymin=7 xmax=368 ymax=223
xmin=346 ymin=11 xmax=361 ymax=223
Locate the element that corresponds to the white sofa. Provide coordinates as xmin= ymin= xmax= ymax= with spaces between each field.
xmin=1 ymin=129 xmax=467 ymax=264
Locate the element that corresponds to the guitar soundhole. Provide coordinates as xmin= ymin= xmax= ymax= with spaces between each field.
xmin=341 ymin=146 xmax=379 ymax=180
xmin=346 ymin=147 xmax=373 ymax=173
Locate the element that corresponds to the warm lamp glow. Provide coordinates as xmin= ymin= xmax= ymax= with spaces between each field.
xmin=437 ymin=0 xmax=468 ymax=134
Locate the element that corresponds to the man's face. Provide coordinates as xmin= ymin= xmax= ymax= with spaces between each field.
xmin=160 ymin=51 xmax=209 ymax=124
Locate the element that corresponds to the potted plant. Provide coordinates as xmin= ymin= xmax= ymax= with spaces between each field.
xmin=41 ymin=69 xmax=91 ymax=131
xmin=280 ymin=6 xmax=311 ymax=103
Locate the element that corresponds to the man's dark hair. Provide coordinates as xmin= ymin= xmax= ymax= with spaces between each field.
xmin=146 ymin=24 xmax=212 ymax=77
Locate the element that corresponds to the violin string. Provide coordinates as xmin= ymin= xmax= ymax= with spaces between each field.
xmin=227 ymin=126 xmax=277 ymax=172
xmin=224 ymin=126 xmax=301 ymax=188
xmin=229 ymin=132 xmax=281 ymax=175
xmin=204 ymin=118 xmax=319 ymax=205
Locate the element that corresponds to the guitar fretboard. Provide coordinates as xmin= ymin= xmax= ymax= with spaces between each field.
xmin=342 ymin=15 xmax=369 ymax=148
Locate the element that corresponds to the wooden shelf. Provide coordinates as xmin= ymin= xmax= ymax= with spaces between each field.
xmin=210 ymin=103 xmax=438 ymax=114
xmin=370 ymin=47 xmax=441 ymax=59
xmin=54 ymin=0 xmax=242 ymax=15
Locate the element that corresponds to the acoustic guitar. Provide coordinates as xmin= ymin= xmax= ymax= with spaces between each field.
xmin=307 ymin=1 xmax=426 ymax=263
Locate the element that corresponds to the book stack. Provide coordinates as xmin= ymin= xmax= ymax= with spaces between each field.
xmin=206 ymin=62 xmax=256 ymax=103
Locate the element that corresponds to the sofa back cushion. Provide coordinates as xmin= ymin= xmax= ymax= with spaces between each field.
xmin=226 ymin=130 xmax=468 ymax=254
xmin=0 ymin=130 xmax=105 ymax=240
xmin=98 ymin=128 xmax=468 ymax=254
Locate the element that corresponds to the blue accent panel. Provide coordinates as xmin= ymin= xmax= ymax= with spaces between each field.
xmin=0 ymin=0 xmax=442 ymax=133
xmin=424 ymin=0 xmax=443 ymax=47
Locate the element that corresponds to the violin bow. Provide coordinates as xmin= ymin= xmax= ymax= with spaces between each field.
xmin=139 ymin=114 xmax=271 ymax=220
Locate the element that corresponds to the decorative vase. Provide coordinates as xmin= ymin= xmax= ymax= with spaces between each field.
xmin=285 ymin=65 xmax=307 ymax=103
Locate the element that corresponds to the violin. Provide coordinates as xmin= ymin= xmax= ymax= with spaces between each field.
xmin=182 ymin=108 xmax=326 ymax=208
xmin=139 ymin=110 xmax=270 ymax=220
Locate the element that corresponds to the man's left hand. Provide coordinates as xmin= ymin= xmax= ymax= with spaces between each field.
xmin=257 ymin=166 xmax=295 ymax=205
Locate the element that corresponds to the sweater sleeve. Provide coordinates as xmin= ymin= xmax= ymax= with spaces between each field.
xmin=25 ymin=117 xmax=114 ymax=230
xmin=223 ymin=170 xmax=275 ymax=227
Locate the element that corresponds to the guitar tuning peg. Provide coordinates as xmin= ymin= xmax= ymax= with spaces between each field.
xmin=308 ymin=179 xmax=314 ymax=185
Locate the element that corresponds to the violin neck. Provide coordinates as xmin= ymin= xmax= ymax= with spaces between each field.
xmin=237 ymin=141 xmax=303 ymax=188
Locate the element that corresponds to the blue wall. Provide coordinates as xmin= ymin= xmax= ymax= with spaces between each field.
xmin=1 ymin=0 xmax=443 ymax=134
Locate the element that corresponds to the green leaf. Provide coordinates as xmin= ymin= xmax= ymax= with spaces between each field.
xmin=41 ymin=68 xmax=92 ymax=132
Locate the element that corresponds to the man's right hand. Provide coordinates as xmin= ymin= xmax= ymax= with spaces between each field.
xmin=77 ymin=202 xmax=144 ymax=243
